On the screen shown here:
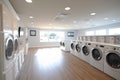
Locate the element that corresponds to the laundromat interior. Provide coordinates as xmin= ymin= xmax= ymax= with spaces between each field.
xmin=0 ymin=0 xmax=120 ymax=80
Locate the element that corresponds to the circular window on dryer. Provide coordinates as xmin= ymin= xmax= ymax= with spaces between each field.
xmin=71 ymin=43 xmax=74 ymax=50
xmin=5 ymin=38 xmax=14 ymax=60
xmin=106 ymin=52 xmax=120 ymax=69
xmin=82 ymin=46 xmax=89 ymax=56
xmin=76 ymin=44 xmax=81 ymax=52
xmin=92 ymin=48 xmax=102 ymax=61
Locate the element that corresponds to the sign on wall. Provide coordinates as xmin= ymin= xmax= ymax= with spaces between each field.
xmin=30 ymin=30 xmax=36 ymax=36
xmin=67 ymin=32 xmax=74 ymax=37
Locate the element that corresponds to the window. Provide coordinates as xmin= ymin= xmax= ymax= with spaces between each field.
xmin=40 ymin=31 xmax=65 ymax=42
xmin=95 ymin=29 xmax=106 ymax=35
xmin=109 ymin=28 xmax=120 ymax=35
xmin=85 ymin=31 xmax=94 ymax=36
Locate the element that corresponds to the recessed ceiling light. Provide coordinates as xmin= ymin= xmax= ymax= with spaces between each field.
xmin=25 ymin=0 xmax=32 ymax=3
xmin=104 ymin=17 xmax=109 ymax=20
xmin=90 ymin=13 xmax=96 ymax=16
xmin=29 ymin=16 xmax=34 ymax=18
xmin=65 ymin=7 xmax=71 ymax=11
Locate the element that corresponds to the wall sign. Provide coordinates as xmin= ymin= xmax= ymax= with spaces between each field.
xmin=67 ymin=32 xmax=74 ymax=37
xmin=30 ymin=30 xmax=36 ymax=36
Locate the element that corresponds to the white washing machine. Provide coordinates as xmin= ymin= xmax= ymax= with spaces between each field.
xmin=74 ymin=41 xmax=82 ymax=58
xmin=60 ymin=41 xmax=63 ymax=50
xmin=104 ymin=36 xmax=115 ymax=44
xmin=18 ymin=47 xmax=25 ymax=71
xmin=60 ymin=41 xmax=65 ymax=51
xmin=91 ymin=36 xmax=96 ymax=42
xmin=81 ymin=42 xmax=91 ymax=64
xmin=90 ymin=43 xmax=105 ymax=71
xmin=13 ymin=35 xmax=19 ymax=80
xmin=60 ymin=40 xmax=71 ymax=51
xmin=0 ymin=32 xmax=15 ymax=80
xmin=104 ymin=45 xmax=120 ymax=80
xmin=96 ymin=36 xmax=105 ymax=43
xmin=70 ymin=40 xmax=76 ymax=55
xmin=60 ymin=41 xmax=63 ymax=47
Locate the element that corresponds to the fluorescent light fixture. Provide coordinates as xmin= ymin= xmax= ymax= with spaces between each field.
xmin=65 ymin=7 xmax=71 ymax=11
xmin=29 ymin=16 xmax=34 ymax=18
xmin=104 ymin=17 xmax=109 ymax=20
xmin=90 ymin=13 xmax=96 ymax=16
xmin=25 ymin=0 xmax=32 ymax=3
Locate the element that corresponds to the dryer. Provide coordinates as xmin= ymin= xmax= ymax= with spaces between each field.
xmin=60 ymin=40 xmax=71 ymax=51
xmin=0 ymin=32 xmax=15 ymax=80
xmin=104 ymin=45 xmax=120 ymax=80
xmin=81 ymin=42 xmax=91 ymax=63
xmin=70 ymin=40 xmax=76 ymax=55
xmin=75 ymin=41 xmax=82 ymax=58
xmin=60 ymin=41 xmax=64 ymax=50
xmin=13 ymin=35 xmax=19 ymax=79
xmin=90 ymin=43 xmax=105 ymax=71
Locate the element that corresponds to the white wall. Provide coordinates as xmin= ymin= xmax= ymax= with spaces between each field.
xmin=28 ymin=28 xmax=78 ymax=47
xmin=78 ymin=23 xmax=120 ymax=36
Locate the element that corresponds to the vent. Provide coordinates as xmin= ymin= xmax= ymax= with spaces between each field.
xmin=54 ymin=12 xmax=70 ymax=21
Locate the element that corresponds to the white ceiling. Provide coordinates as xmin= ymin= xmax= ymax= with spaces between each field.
xmin=9 ymin=0 xmax=120 ymax=30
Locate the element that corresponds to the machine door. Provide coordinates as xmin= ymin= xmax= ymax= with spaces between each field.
xmin=106 ymin=52 xmax=120 ymax=69
xmin=71 ymin=43 xmax=74 ymax=50
xmin=60 ymin=41 xmax=62 ymax=46
xmin=75 ymin=44 xmax=81 ymax=52
xmin=82 ymin=45 xmax=89 ymax=56
xmin=92 ymin=48 xmax=102 ymax=61
xmin=5 ymin=34 xmax=14 ymax=60
xmin=62 ymin=42 xmax=65 ymax=47
xmin=14 ymin=38 xmax=18 ymax=52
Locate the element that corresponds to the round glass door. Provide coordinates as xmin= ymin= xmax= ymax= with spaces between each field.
xmin=76 ymin=44 xmax=81 ymax=52
xmin=60 ymin=42 xmax=62 ymax=46
xmin=5 ymin=38 xmax=14 ymax=60
xmin=92 ymin=48 xmax=102 ymax=61
xmin=82 ymin=46 xmax=89 ymax=56
xmin=71 ymin=43 xmax=74 ymax=50
xmin=62 ymin=42 xmax=65 ymax=47
xmin=106 ymin=52 xmax=120 ymax=69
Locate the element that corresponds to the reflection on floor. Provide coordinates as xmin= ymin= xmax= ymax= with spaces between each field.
xmin=18 ymin=47 xmax=113 ymax=80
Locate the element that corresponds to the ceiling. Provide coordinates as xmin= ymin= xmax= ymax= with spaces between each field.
xmin=9 ymin=0 xmax=120 ymax=30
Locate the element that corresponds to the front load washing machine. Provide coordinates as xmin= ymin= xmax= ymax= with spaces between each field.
xmin=104 ymin=45 xmax=120 ymax=80
xmin=13 ymin=35 xmax=19 ymax=79
xmin=60 ymin=41 xmax=64 ymax=50
xmin=75 ymin=41 xmax=82 ymax=58
xmin=81 ymin=42 xmax=91 ymax=63
xmin=90 ymin=43 xmax=105 ymax=71
xmin=70 ymin=40 xmax=76 ymax=55
xmin=0 ymin=32 xmax=15 ymax=80
xmin=60 ymin=40 xmax=71 ymax=51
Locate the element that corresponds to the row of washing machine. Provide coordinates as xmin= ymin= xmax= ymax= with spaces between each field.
xmin=60 ymin=40 xmax=71 ymax=51
xmin=79 ymin=36 xmax=120 ymax=44
xmin=0 ymin=32 xmax=25 ymax=80
xmin=70 ymin=40 xmax=120 ymax=80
